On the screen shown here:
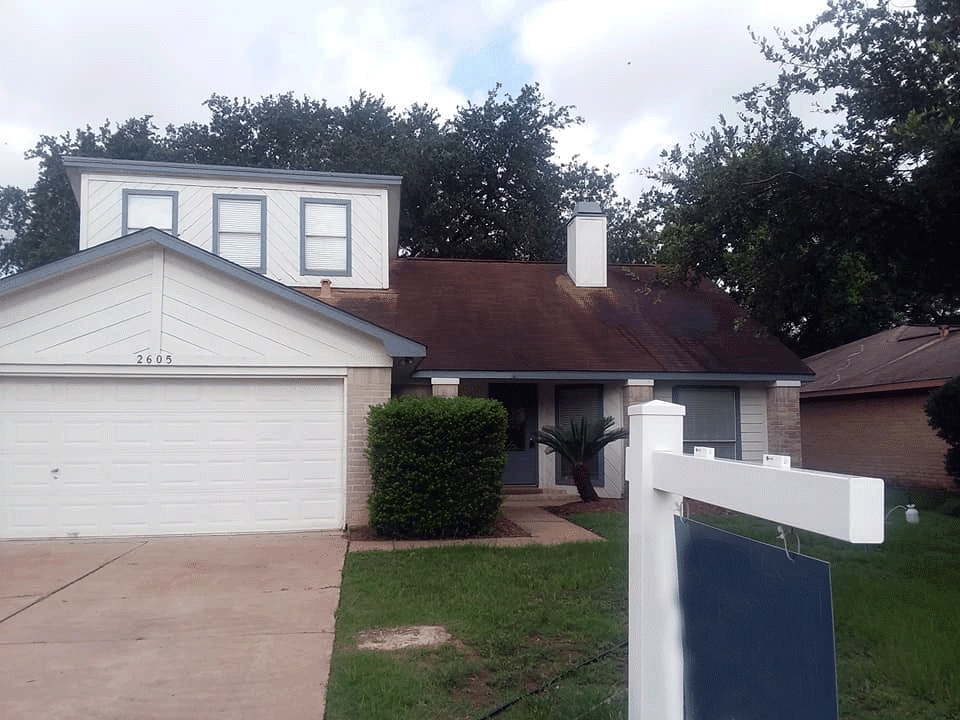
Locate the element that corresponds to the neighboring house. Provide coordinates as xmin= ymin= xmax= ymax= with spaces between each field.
xmin=0 ymin=157 xmax=812 ymax=539
xmin=801 ymin=325 xmax=960 ymax=490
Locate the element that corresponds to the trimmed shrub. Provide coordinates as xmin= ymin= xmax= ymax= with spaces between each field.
xmin=925 ymin=376 xmax=960 ymax=486
xmin=367 ymin=395 xmax=507 ymax=538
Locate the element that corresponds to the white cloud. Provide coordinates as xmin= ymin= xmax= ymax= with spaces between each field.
xmin=0 ymin=0 xmax=836 ymax=197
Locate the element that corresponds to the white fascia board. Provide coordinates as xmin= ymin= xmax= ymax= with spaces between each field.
xmin=61 ymin=156 xmax=402 ymax=196
xmin=0 ymin=364 xmax=352 ymax=378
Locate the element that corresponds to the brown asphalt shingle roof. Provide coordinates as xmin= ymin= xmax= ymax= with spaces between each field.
xmin=802 ymin=325 xmax=960 ymax=397
xmin=298 ymin=258 xmax=812 ymax=378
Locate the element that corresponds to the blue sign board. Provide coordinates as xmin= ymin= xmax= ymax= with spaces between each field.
xmin=675 ymin=517 xmax=838 ymax=720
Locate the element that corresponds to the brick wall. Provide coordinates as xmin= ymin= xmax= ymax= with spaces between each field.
xmin=344 ymin=367 xmax=392 ymax=527
xmin=800 ymin=390 xmax=953 ymax=489
xmin=767 ymin=384 xmax=802 ymax=466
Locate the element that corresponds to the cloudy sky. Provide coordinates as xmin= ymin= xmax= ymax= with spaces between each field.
xmin=0 ymin=0 xmax=828 ymax=199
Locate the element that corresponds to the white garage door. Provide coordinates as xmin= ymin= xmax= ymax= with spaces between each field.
xmin=0 ymin=376 xmax=344 ymax=538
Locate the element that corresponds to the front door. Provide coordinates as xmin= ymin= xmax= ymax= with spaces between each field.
xmin=489 ymin=383 xmax=539 ymax=486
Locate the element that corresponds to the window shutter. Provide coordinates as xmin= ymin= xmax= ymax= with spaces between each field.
xmin=216 ymin=198 xmax=263 ymax=268
xmin=303 ymin=202 xmax=348 ymax=273
xmin=674 ymin=387 xmax=739 ymax=459
xmin=555 ymin=385 xmax=605 ymax=487
xmin=126 ymin=194 xmax=174 ymax=233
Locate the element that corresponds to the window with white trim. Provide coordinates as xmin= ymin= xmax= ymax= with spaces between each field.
xmin=122 ymin=190 xmax=177 ymax=235
xmin=673 ymin=386 xmax=741 ymax=459
xmin=214 ymin=195 xmax=266 ymax=272
xmin=301 ymin=199 xmax=350 ymax=276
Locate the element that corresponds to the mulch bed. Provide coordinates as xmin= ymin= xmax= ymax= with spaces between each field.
xmin=543 ymin=497 xmax=733 ymax=517
xmin=348 ymin=497 xmax=730 ymax=542
xmin=543 ymin=498 xmax=626 ymax=517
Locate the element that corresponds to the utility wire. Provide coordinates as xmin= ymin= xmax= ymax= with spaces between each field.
xmin=474 ymin=639 xmax=628 ymax=720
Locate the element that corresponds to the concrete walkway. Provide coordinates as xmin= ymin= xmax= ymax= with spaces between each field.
xmin=348 ymin=494 xmax=602 ymax=551
xmin=0 ymin=532 xmax=346 ymax=720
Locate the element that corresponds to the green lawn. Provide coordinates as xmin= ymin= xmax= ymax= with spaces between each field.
xmin=325 ymin=504 xmax=960 ymax=719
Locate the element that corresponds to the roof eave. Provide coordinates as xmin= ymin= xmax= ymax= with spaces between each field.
xmin=0 ymin=229 xmax=425 ymax=360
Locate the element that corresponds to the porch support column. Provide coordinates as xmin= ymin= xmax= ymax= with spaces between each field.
xmin=431 ymin=377 xmax=460 ymax=398
xmin=624 ymin=378 xmax=655 ymax=408
xmin=622 ymin=379 xmax=655 ymax=498
xmin=767 ymin=380 xmax=802 ymax=466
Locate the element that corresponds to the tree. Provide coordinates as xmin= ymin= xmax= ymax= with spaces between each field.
xmin=925 ymin=376 xmax=960 ymax=486
xmin=644 ymin=0 xmax=960 ymax=356
xmin=1 ymin=85 xmax=627 ymax=275
xmin=535 ymin=416 xmax=627 ymax=503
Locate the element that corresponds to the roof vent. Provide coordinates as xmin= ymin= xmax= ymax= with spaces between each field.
xmin=319 ymin=279 xmax=333 ymax=299
xmin=566 ymin=201 xmax=607 ymax=287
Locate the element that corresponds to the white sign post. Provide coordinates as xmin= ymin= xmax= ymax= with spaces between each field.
xmin=627 ymin=400 xmax=885 ymax=720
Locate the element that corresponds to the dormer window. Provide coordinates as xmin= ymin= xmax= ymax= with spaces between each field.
xmin=122 ymin=190 xmax=178 ymax=235
xmin=301 ymin=199 xmax=350 ymax=276
xmin=213 ymin=195 xmax=266 ymax=272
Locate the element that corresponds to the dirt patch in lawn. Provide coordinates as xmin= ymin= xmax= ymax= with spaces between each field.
xmin=347 ymin=512 xmax=532 ymax=541
xmin=356 ymin=625 xmax=461 ymax=651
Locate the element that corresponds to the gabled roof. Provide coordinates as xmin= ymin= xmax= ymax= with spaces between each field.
xmin=801 ymin=325 xmax=960 ymax=397
xmin=298 ymin=258 xmax=812 ymax=380
xmin=0 ymin=229 xmax=425 ymax=359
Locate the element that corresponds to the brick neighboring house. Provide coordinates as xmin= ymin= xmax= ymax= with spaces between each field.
xmin=800 ymin=325 xmax=960 ymax=490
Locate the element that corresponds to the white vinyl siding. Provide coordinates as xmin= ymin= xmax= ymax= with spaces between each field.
xmin=79 ymin=175 xmax=390 ymax=288
xmin=214 ymin=195 xmax=266 ymax=272
xmin=302 ymin=199 xmax=350 ymax=275
xmin=123 ymin=190 xmax=177 ymax=235
xmin=673 ymin=386 xmax=741 ymax=459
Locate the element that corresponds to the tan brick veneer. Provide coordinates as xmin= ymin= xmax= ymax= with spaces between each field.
xmin=767 ymin=383 xmax=802 ymax=466
xmin=344 ymin=367 xmax=392 ymax=527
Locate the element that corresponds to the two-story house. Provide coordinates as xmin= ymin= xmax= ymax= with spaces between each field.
xmin=0 ymin=157 xmax=812 ymax=539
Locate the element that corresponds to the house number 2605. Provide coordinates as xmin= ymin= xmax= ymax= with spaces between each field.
xmin=136 ymin=353 xmax=173 ymax=365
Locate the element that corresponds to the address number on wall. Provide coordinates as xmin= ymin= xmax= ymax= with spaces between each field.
xmin=135 ymin=353 xmax=173 ymax=365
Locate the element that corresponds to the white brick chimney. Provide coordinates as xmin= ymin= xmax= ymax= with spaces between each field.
xmin=566 ymin=201 xmax=607 ymax=287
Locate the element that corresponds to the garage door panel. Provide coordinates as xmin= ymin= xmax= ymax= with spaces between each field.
xmin=1 ymin=377 xmax=344 ymax=538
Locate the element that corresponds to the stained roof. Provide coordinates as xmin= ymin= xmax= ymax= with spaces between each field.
xmin=801 ymin=325 xmax=960 ymax=397
xmin=298 ymin=259 xmax=812 ymax=380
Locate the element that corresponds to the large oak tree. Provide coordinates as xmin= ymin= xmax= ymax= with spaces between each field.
xmin=644 ymin=0 xmax=960 ymax=355
xmin=0 ymin=85 xmax=637 ymax=275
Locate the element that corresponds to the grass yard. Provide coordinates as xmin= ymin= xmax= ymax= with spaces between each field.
xmin=325 ymin=502 xmax=960 ymax=720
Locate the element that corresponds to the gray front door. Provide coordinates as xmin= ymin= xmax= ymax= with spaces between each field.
xmin=489 ymin=383 xmax=539 ymax=486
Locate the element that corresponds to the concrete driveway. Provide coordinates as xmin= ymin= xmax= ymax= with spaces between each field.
xmin=0 ymin=532 xmax=347 ymax=720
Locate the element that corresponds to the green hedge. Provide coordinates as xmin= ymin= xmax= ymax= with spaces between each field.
xmin=926 ymin=376 xmax=960 ymax=485
xmin=366 ymin=395 xmax=507 ymax=538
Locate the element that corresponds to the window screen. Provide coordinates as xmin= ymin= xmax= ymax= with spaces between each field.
xmin=673 ymin=386 xmax=740 ymax=459
xmin=555 ymin=384 xmax=605 ymax=487
xmin=123 ymin=191 xmax=177 ymax=235
xmin=214 ymin=196 xmax=265 ymax=271
xmin=302 ymin=199 xmax=349 ymax=275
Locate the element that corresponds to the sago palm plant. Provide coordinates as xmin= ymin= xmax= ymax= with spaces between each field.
xmin=535 ymin=416 xmax=627 ymax=502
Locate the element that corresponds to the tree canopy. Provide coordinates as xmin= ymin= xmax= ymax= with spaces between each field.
xmin=4 ymin=2 xmax=959 ymax=359
xmin=0 ymin=85 xmax=641 ymax=276
xmin=646 ymin=0 xmax=960 ymax=355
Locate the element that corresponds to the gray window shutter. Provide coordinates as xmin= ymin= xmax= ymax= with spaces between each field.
xmin=673 ymin=386 xmax=740 ymax=459
xmin=555 ymin=384 xmax=604 ymax=487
